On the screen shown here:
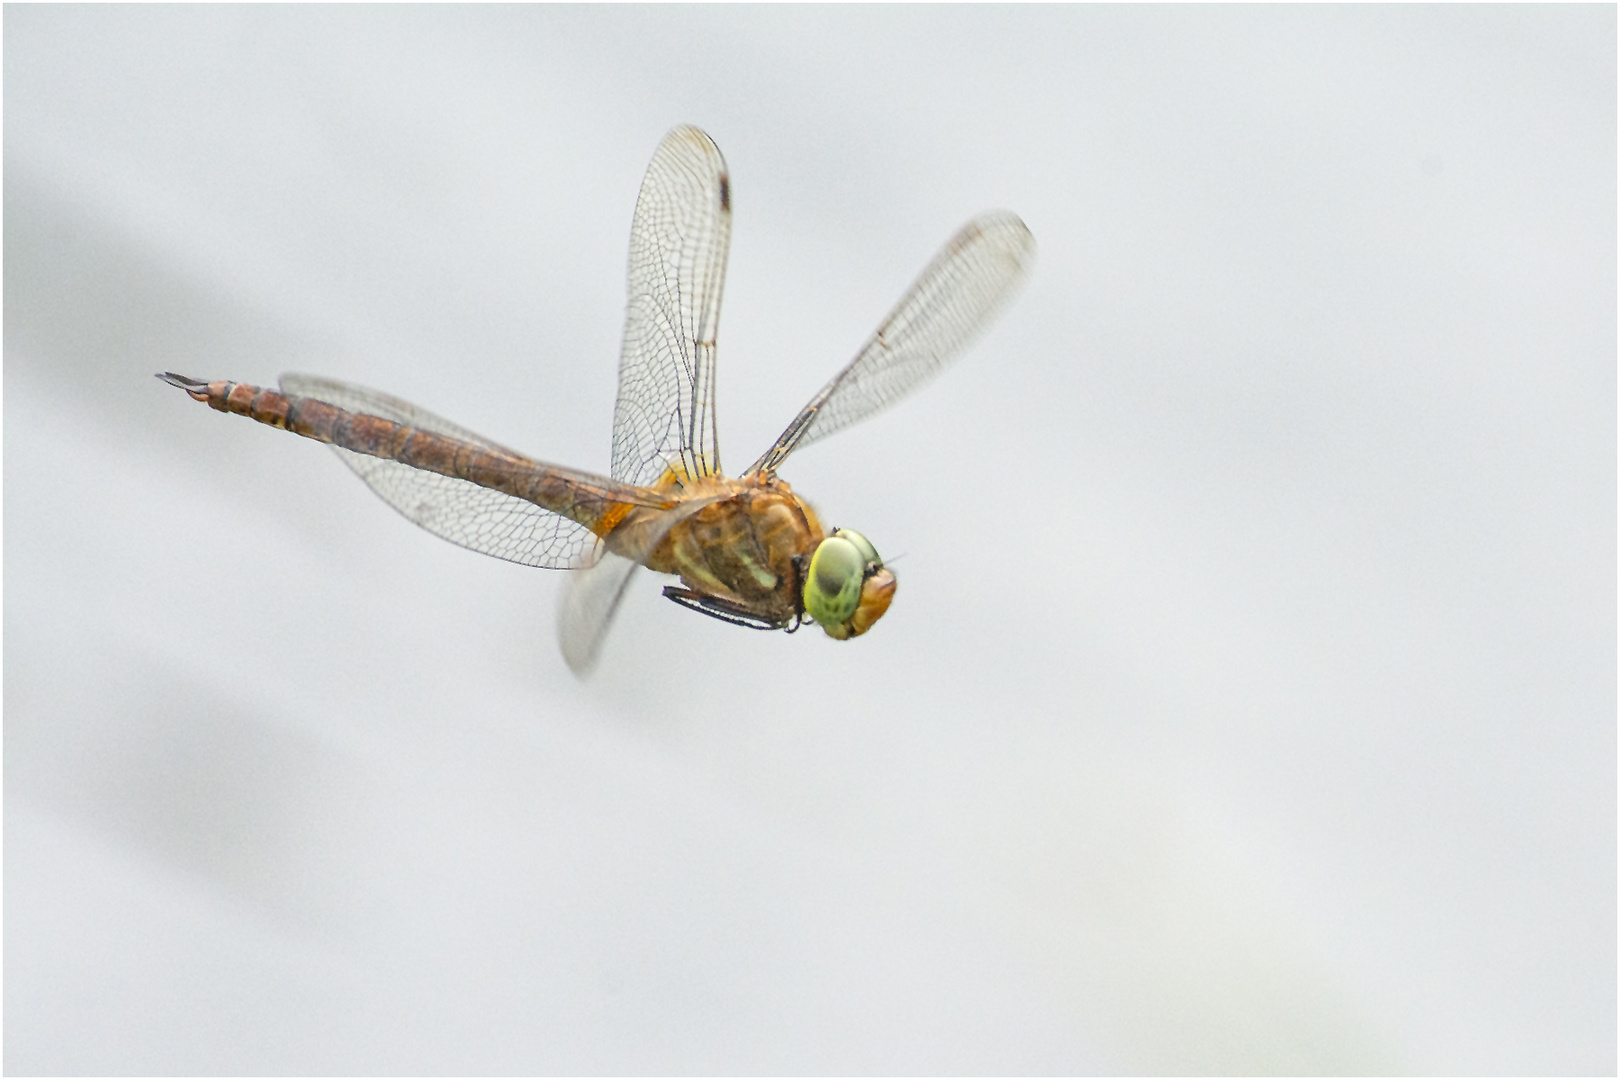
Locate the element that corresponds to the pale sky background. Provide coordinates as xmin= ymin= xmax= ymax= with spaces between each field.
xmin=5 ymin=6 xmax=1613 ymax=1074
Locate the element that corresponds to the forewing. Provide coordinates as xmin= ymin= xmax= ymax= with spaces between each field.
xmin=557 ymin=493 xmax=730 ymax=675
xmin=611 ymin=126 xmax=732 ymax=488
xmin=747 ymin=211 xmax=1034 ymax=477
xmin=280 ymin=373 xmax=601 ymax=570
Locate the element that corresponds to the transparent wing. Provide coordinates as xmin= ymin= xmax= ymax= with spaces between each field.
xmin=610 ymin=126 xmax=732 ymax=488
xmin=557 ymin=493 xmax=730 ymax=676
xmin=280 ymin=373 xmax=601 ymax=570
xmin=558 ymin=551 xmax=643 ymax=676
xmin=747 ymin=211 xmax=1035 ymax=477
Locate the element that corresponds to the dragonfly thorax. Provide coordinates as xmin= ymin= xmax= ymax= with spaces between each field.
xmin=636 ymin=474 xmax=826 ymax=630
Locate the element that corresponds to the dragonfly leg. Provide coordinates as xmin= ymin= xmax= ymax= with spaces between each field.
xmin=784 ymin=553 xmax=810 ymax=633
xmin=661 ymin=586 xmax=787 ymax=631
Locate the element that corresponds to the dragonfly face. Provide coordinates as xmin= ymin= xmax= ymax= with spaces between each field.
xmin=158 ymin=126 xmax=1033 ymax=675
xmin=803 ymin=528 xmax=895 ymax=640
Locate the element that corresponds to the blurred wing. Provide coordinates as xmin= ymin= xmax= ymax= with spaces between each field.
xmin=280 ymin=373 xmax=605 ymax=570
xmin=557 ymin=493 xmax=730 ymax=676
xmin=747 ymin=211 xmax=1035 ymax=477
xmin=610 ymin=126 xmax=732 ymax=488
xmin=557 ymin=551 xmax=642 ymax=676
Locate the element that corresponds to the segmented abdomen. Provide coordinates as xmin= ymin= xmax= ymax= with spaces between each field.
xmin=174 ymin=377 xmax=640 ymax=534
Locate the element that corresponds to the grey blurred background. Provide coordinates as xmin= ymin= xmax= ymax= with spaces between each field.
xmin=5 ymin=6 xmax=1613 ymax=1074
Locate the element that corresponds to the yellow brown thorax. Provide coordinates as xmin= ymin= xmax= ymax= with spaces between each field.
xmin=615 ymin=473 xmax=824 ymax=624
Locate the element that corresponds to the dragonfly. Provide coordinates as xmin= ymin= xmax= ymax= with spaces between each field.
xmin=159 ymin=126 xmax=1034 ymax=674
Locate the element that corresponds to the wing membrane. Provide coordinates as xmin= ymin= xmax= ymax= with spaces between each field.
xmin=280 ymin=373 xmax=604 ymax=570
xmin=748 ymin=211 xmax=1034 ymax=477
xmin=557 ymin=493 xmax=730 ymax=674
xmin=610 ymin=126 xmax=732 ymax=488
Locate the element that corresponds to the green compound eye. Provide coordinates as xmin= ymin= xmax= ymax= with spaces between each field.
xmin=804 ymin=536 xmax=865 ymax=627
xmin=833 ymin=528 xmax=881 ymax=571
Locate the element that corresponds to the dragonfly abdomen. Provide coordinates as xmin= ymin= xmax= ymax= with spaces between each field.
xmin=157 ymin=373 xmax=645 ymax=534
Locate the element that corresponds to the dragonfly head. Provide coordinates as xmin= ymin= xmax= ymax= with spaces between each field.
xmin=803 ymin=528 xmax=897 ymax=640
